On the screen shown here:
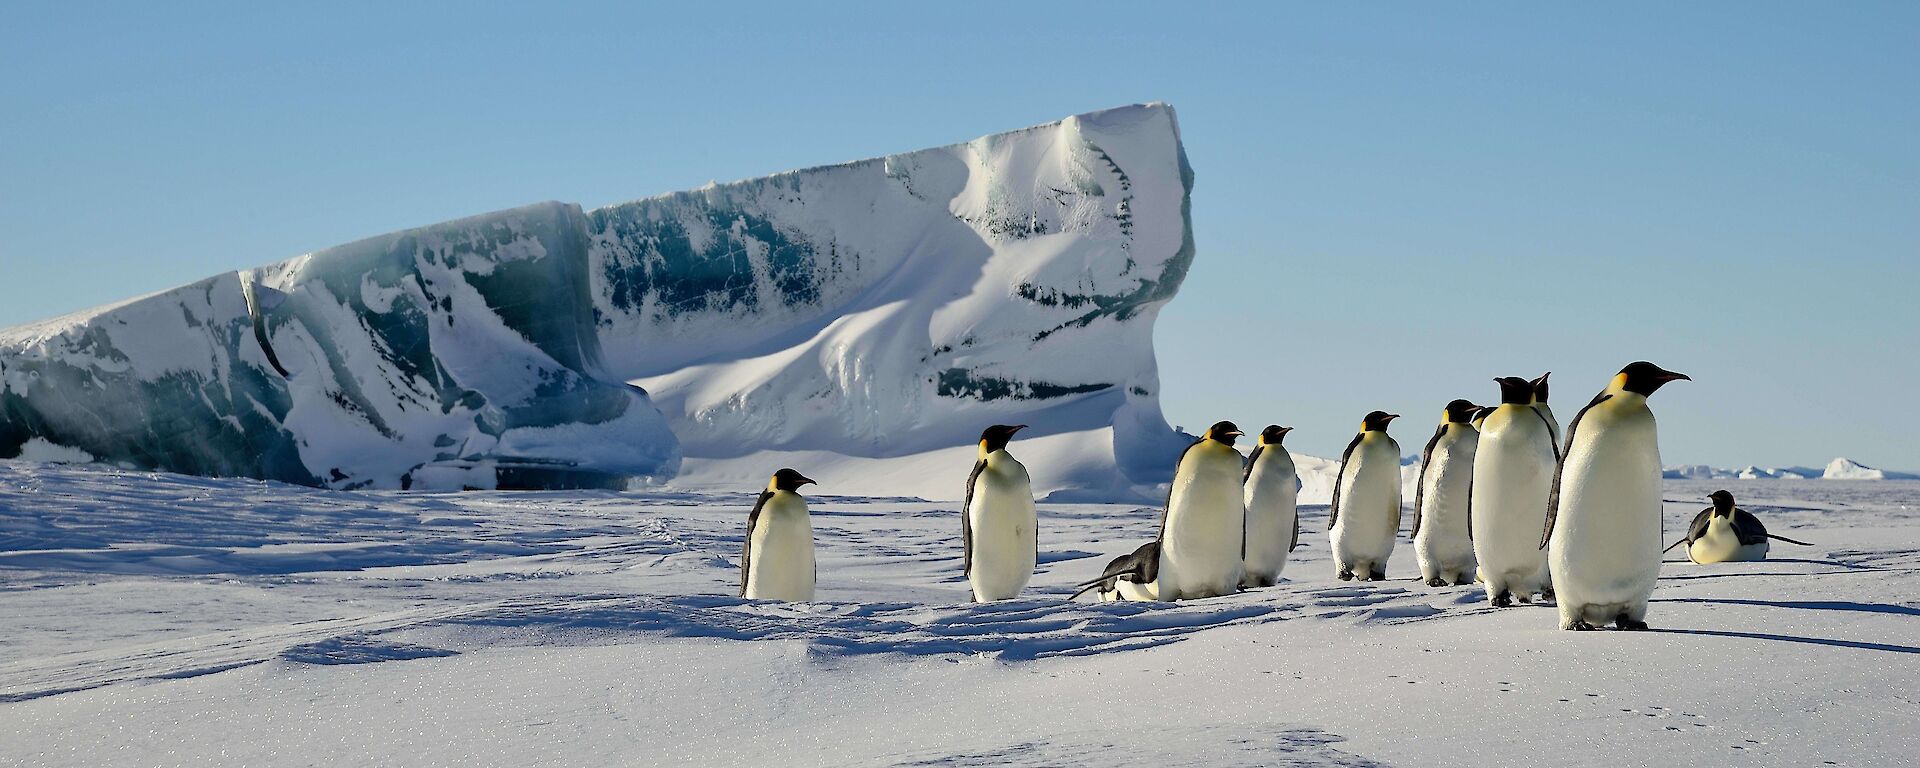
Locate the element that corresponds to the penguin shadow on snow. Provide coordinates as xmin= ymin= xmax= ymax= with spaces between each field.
xmin=1647 ymin=627 xmax=1920 ymax=655
xmin=1652 ymin=596 xmax=1920 ymax=617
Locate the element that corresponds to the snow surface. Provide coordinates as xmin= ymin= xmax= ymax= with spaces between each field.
xmin=2 ymin=460 xmax=1914 ymax=767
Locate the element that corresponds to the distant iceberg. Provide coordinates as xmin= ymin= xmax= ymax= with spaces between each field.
xmin=1663 ymin=458 xmax=1914 ymax=481
xmin=1 ymin=104 xmax=1196 ymax=498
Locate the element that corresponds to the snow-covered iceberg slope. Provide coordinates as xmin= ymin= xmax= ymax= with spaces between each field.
xmin=0 ymin=203 xmax=679 ymax=490
xmin=0 ymin=104 xmax=1196 ymax=498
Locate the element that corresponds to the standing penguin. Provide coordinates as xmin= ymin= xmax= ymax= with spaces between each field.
xmin=741 ymin=468 xmax=818 ymax=601
xmin=1330 ymin=411 xmax=1402 ymax=581
xmin=1669 ymin=490 xmax=1814 ymax=564
xmin=1155 ymin=421 xmax=1248 ymax=600
xmin=1531 ymin=372 xmax=1561 ymax=449
xmin=963 ymin=424 xmax=1038 ymax=602
xmin=1546 ymin=361 xmax=1690 ymax=630
xmin=1471 ymin=377 xmax=1561 ymax=606
xmin=1242 ymin=425 xmax=1300 ymax=588
xmin=1471 ymin=405 xmax=1494 ymax=431
xmin=1413 ymin=400 xmax=1482 ymax=587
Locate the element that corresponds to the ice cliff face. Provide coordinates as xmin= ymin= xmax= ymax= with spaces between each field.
xmin=1 ymin=202 xmax=678 ymax=490
xmin=0 ymin=104 xmax=1195 ymax=497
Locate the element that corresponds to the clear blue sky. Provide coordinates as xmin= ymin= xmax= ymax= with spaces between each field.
xmin=3 ymin=2 xmax=1915 ymax=470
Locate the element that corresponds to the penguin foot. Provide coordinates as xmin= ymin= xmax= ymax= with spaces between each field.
xmin=1491 ymin=591 xmax=1513 ymax=608
xmin=1425 ymin=577 xmax=1447 ymax=588
xmin=1615 ymin=614 xmax=1650 ymax=631
xmin=1567 ymin=620 xmax=1597 ymax=631
xmin=1517 ymin=593 xmax=1535 ymax=604
xmin=1337 ymin=569 xmax=1354 ymax=581
xmin=1366 ymin=570 xmax=1387 ymax=582
xmin=1540 ymin=587 xmax=1557 ymax=602
xmin=1452 ymin=577 xmax=1474 ymax=587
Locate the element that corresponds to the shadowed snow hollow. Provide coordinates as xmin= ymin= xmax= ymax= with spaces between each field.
xmin=0 ymin=104 xmax=1196 ymax=499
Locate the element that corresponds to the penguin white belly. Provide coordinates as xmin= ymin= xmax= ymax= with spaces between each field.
xmin=1470 ymin=409 xmax=1554 ymax=597
xmin=1415 ymin=436 xmax=1477 ymax=584
xmin=744 ymin=495 xmax=815 ymax=601
xmin=1242 ymin=453 xmax=1298 ymax=587
xmin=1332 ymin=437 xmax=1402 ymax=577
xmin=1549 ymin=403 xmax=1664 ymax=625
xmin=1689 ymin=519 xmax=1768 ymax=563
xmin=1158 ymin=443 xmax=1246 ymax=600
xmin=967 ymin=455 xmax=1038 ymax=601
xmin=1104 ymin=579 xmax=1160 ymax=602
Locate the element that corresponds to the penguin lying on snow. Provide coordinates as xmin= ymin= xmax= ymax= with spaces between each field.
xmin=741 ymin=468 xmax=818 ymax=601
xmin=1668 ymin=490 xmax=1814 ymax=563
xmin=1069 ymin=540 xmax=1161 ymax=601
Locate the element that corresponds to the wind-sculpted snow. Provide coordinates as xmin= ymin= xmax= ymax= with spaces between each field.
xmin=592 ymin=103 xmax=1196 ymax=497
xmin=3 ymin=463 xmax=1919 ymax=765
xmin=1 ymin=104 xmax=1194 ymax=496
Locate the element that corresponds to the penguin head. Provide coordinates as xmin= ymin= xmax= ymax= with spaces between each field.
xmin=1360 ymin=411 xmax=1399 ymax=432
xmin=1530 ymin=371 xmax=1551 ymax=404
xmin=1258 ymin=425 xmax=1293 ymax=445
xmin=1494 ymin=376 xmax=1535 ymax=405
xmin=1708 ymin=489 xmax=1735 ymax=516
xmin=978 ymin=424 xmax=1027 ymax=454
xmin=1204 ymin=421 xmax=1244 ymax=445
xmin=1442 ymin=399 xmax=1481 ymax=424
xmin=1615 ymin=361 xmax=1690 ymax=397
xmin=768 ymin=468 xmax=816 ymax=492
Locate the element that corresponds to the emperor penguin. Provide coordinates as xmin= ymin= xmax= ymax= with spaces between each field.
xmin=1530 ymin=372 xmax=1561 ymax=449
xmin=1545 ymin=361 xmax=1690 ymax=630
xmin=1471 ymin=376 xmax=1560 ymax=606
xmin=1154 ymin=421 xmax=1248 ymax=600
xmin=963 ymin=424 xmax=1038 ymax=602
xmin=1471 ymin=405 xmax=1494 ymax=431
xmin=740 ymin=468 xmax=818 ymax=601
xmin=1069 ymin=540 xmax=1160 ymax=601
xmin=1669 ymin=490 xmax=1814 ymax=564
xmin=1413 ymin=400 xmax=1481 ymax=587
xmin=1330 ymin=411 xmax=1402 ymax=581
xmin=1242 ymin=425 xmax=1300 ymax=588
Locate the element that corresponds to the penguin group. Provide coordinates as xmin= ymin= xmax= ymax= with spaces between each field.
xmin=733 ymin=361 xmax=1813 ymax=632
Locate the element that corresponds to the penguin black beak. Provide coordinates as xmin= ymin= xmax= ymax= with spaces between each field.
xmin=798 ymin=475 xmax=817 ymax=487
xmin=1012 ymin=425 xmax=1028 ymax=433
xmin=1659 ymin=371 xmax=1692 ymax=383
xmin=1226 ymin=430 xmax=1244 ymax=438
xmin=1385 ymin=414 xmax=1400 ymax=422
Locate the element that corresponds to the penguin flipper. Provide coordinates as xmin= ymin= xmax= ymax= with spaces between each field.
xmin=962 ymin=459 xmax=985 ymax=579
xmin=1733 ymin=508 xmax=1773 ymax=546
xmin=1411 ymin=424 xmax=1447 ymax=539
xmin=1329 ymin=432 xmax=1364 ymax=531
xmin=1766 ymin=533 xmax=1816 ymax=546
xmin=1662 ymin=537 xmax=1689 ymax=554
xmin=741 ymin=490 xmax=774 ymax=596
xmin=1529 ymin=406 xmax=1562 ymax=464
xmin=1544 ymin=393 xmax=1611 ymax=549
xmin=1243 ymin=445 xmax=1264 ymax=483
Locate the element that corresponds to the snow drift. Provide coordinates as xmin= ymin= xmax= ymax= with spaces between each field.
xmin=0 ymin=104 xmax=1196 ymax=498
